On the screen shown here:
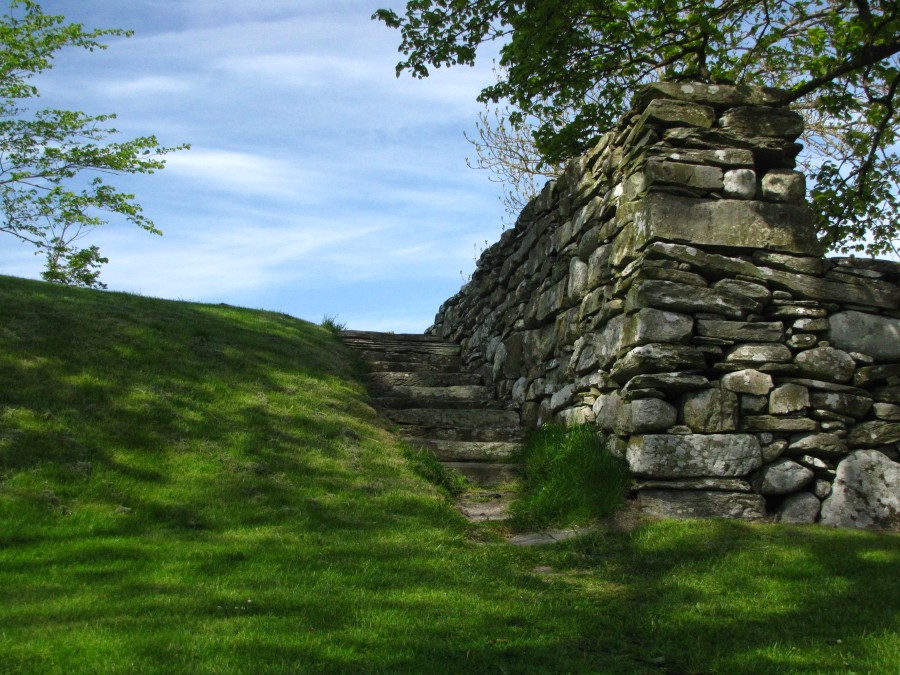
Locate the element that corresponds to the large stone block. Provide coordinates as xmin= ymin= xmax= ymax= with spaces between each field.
xmin=627 ymin=279 xmax=760 ymax=318
xmin=632 ymin=82 xmax=787 ymax=112
xmin=626 ymin=433 xmax=763 ymax=478
xmin=627 ymin=193 xmax=819 ymax=255
xmin=829 ymin=311 xmax=900 ymax=362
xmin=610 ymin=344 xmax=707 ymax=383
xmin=637 ymin=490 xmax=767 ymax=520
xmin=820 ymin=450 xmax=900 ymax=530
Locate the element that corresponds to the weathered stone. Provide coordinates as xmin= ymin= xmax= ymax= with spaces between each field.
xmin=769 ymin=384 xmax=810 ymax=414
xmin=641 ymin=160 xmax=724 ymax=192
xmin=549 ymin=384 xmax=578 ymax=412
xmin=829 ymin=311 xmax=900 ymax=362
xmin=769 ymin=305 xmax=828 ymax=318
xmin=633 ymin=82 xmax=787 ymax=111
xmin=854 ymin=364 xmax=900 ymax=387
xmin=593 ymin=393 xmax=624 ymax=433
xmin=627 ymin=279 xmax=760 ymax=318
xmin=786 ymin=334 xmax=817 ymax=350
xmin=721 ymin=369 xmax=774 ymax=395
xmin=753 ymin=457 xmax=815 ymax=495
xmin=742 ymin=394 xmax=769 ymax=414
xmin=633 ymin=478 xmax=752 ymax=492
xmin=621 ymin=308 xmax=694 ymax=349
xmin=743 ymin=416 xmax=818 ymax=432
xmin=726 ymin=343 xmax=793 ymax=363
xmin=820 ymin=450 xmax=900 ymax=529
xmin=723 ymin=169 xmax=756 ymax=199
xmin=626 ymin=433 xmax=763 ymax=477
xmin=781 ymin=377 xmax=869 ymax=395
xmin=712 ymin=279 xmax=772 ymax=303
xmin=719 ymin=106 xmax=805 ymax=138
xmin=760 ymin=268 xmax=898 ymax=310
xmin=585 ymin=244 xmax=613 ymax=291
xmin=557 ymin=405 xmax=596 ymax=426
xmin=872 ymin=386 xmax=900 ymax=404
xmin=627 ymin=193 xmax=819 ymax=255
xmin=630 ymin=398 xmax=678 ymax=433
xmin=847 ymin=421 xmax=900 ymax=448
xmin=698 ymin=320 xmax=782 ymax=342
xmin=874 ymin=403 xmax=900 ymax=421
xmin=567 ymin=258 xmax=589 ymax=302
xmin=610 ymin=344 xmax=707 ymax=383
xmin=775 ymin=492 xmax=821 ymax=524
xmin=644 ymin=241 xmax=761 ymax=277
xmin=813 ymin=479 xmax=833 ymax=499
xmin=637 ymin=490 xmax=767 ymax=520
xmin=762 ymin=439 xmax=789 ymax=463
xmin=642 ymin=97 xmax=716 ymax=127
xmin=760 ymin=169 xmax=805 ymax=203
xmin=682 ymin=388 xmax=739 ymax=432
xmin=808 ymin=392 xmax=873 ymax=420
xmin=793 ymin=317 xmax=830 ymax=332
xmin=650 ymin=146 xmax=756 ymax=167
xmin=787 ymin=433 xmax=849 ymax=457
xmin=623 ymin=372 xmax=709 ymax=394
xmin=753 ymin=251 xmax=824 ymax=275
xmin=794 ymin=347 xmax=856 ymax=383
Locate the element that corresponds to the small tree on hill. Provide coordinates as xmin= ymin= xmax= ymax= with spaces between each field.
xmin=0 ymin=0 xmax=187 ymax=288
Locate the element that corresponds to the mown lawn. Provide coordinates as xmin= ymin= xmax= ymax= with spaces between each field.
xmin=1 ymin=275 xmax=897 ymax=674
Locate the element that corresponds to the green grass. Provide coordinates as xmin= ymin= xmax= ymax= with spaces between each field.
xmin=1 ymin=275 xmax=898 ymax=673
xmin=511 ymin=424 xmax=630 ymax=530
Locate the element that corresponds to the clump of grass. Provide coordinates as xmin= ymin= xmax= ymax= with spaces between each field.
xmin=401 ymin=444 xmax=469 ymax=497
xmin=320 ymin=313 xmax=346 ymax=334
xmin=511 ymin=424 xmax=630 ymax=529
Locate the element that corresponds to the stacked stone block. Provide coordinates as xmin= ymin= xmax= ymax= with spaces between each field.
xmin=430 ymin=82 xmax=900 ymax=529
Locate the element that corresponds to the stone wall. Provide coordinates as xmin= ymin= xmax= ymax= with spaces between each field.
xmin=429 ymin=82 xmax=900 ymax=529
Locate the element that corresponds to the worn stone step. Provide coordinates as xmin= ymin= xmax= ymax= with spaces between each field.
xmin=370 ymin=385 xmax=496 ymax=409
xmin=357 ymin=350 xmax=461 ymax=366
xmin=456 ymin=491 xmax=517 ymax=522
xmin=443 ymin=461 xmax=521 ymax=487
xmin=398 ymin=425 xmax=523 ymax=443
xmin=386 ymin=408 xmax=521 ymax=430
xmin=364 ymin=360 xmax=465 ymax=373
xmin=349 ymin=343 xmax=462 ymax=358
xmin=366 ymin=371 xmax=483 ymax=387
xmin=374 ymin=384 xmax=490 ymax=400
xmin=342 ymin=330 xmax=449 ymax=344
xmin=374 ymin=397 xmax=506 ymax=410
xmin=406 ymin=438 xmax=520 ymax=462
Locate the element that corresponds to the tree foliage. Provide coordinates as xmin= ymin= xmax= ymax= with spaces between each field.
xmin=375 ymin=0 xmax=900 ymax=255
xmin=0 ymin=0 xmax=186 ymax=287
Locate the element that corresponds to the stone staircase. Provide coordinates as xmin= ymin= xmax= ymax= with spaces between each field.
xmin=340 ymin=330 xmax=523 ymax=520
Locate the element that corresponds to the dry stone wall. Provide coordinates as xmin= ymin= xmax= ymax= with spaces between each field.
xmin=429 ymin=82 xmax=900 ymax=529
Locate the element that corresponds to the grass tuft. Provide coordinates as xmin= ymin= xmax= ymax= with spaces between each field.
xmin=320 ymin=314 xmax=347 ymax=334
xmin=511 ymin=424 xmax=630 ymax=529
xmin=400 ymin=443 xmax=469 ymax=497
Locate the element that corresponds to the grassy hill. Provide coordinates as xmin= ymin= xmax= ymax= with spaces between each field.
xmin=1 ymin=275 xmax=898 ymax=674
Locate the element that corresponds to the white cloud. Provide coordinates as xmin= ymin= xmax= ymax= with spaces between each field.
xmin=163 ymin=149 xmax=322 ymax=199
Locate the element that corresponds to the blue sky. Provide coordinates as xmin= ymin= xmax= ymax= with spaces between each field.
xmin=1 ymin=0 xmax=508 ymax=332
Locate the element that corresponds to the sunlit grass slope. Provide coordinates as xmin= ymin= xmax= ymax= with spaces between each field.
xmin=1 ymin=275 xmax=898 ymax=674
